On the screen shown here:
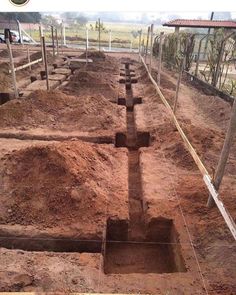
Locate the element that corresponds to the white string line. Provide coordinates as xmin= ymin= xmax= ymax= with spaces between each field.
xmin=0 ymin=235 xmax=234 ymax=248
xmin=139 ymin=78 xmax=209 ymax=294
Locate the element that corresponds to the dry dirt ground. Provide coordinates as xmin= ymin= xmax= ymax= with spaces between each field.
xmin=0 ymin=49 xmax=235 ymax=294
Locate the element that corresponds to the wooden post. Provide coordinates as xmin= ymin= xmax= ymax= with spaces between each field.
xmin=42 ymin=36 xmax=49 ymax=91
xmin=195 ymin=34 xmax=207 ymax=77
xmin=51 ymin=26 xmax=55 ymax=58
xmin=39 ymin=24 xmax=44 ymax=63
xmin=55 ymin=28 xmax=59 ymax=56
xmin=203 ymin=12 xmax=214 ymax=59
xmin=86 ymin=28 xmax=89 ymax=50
xmin=149 ymin=24 xmax=154 ymax=71
xmin=207 ymin=99 xmax=236 ymax=207
xmin=16 ymin=19 xmax=23 ymax=44
xmin=6 ymin=38 xmax=19 ymax=98
xmin=138 ymin=30 xmax=142 ymax=59
xmin=141 ymin=39 xmax=144 ymax=56
xmin=27 ymin=47 xmax=31 ymax=71
xmin=173 ymin=57 xmax=185 ymax=113
xmin=157 ymin=32 xmax=164 ymax=86
xmin=109 ymin=30 xmax=112 ymax=51
xmin=63 ymin=23 xmax=66 ymax=46
xmin=98 ymin=18 xmax=101 ymax=51
xmin=145 ymin=26 xmax=150 ymax=64
xmin=86 ymin=29 xmax=88 ymax=65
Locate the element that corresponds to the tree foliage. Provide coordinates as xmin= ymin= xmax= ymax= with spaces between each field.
xmin=0 ymin=12 xmax=41 ymax=23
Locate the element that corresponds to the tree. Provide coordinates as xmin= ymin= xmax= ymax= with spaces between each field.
xmin=41 ymin=15 xmax=58 ymax=27
xmin=0 ymin=12 xmax=41 ymax=23
xmin=75 ymin=14 xmax=88 ymax=26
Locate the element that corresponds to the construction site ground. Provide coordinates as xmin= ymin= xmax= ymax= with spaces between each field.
xmin=0 ymin=46 xmax=235 ymax=294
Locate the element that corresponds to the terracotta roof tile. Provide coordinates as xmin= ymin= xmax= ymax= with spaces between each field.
xmin=163 ymin=19 xmax=236 ymax=29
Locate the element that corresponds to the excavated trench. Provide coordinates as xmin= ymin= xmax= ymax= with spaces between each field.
xmin=105 ymin=61 xmax=186 ymax=274
xmin=0 ymin=59 xmax=186 ymax=277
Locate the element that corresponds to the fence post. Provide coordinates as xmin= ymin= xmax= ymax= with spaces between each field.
xmin=55 ymin=28 xmax=59 ymax=56
xmin=98 ymin=18 xmax=101 ymax=51
xmin=27 ymin=47 xmax=31 ymax=71
xmin=51 ymin=26 xmax=55 ymax=58
xmin=86 ymin=28 xmax=89 ymax=50
xmin=63 ymin=22 xmax=66 ymax=46
xmin=157 ymin=32 xmax=164 ymax=86
xmin=39 ymin=24 xmax=44 ymax=63
xmin=149 ymin=24 xmax=154 ymax=71
xmin=42 ymin=36 xmax=49 ymax=91
xmin=16 ymin=19 xmax=23 ymax=44
xmin=6 ymin=37 xmax=19 ymax=98
xmin=195 ymin=34 xmax=207 ymax=77
xmin=207 ymin=99 xmax=236 ymax=207
xmin=145 ymin=26 xmax=150 ymax=64
xmin=138 ymin=30 xmax=142 ymax=58
xmin=173 ymin=57 xmax=185 ymax=114
xmin=109 ymin=30 xmax=112 ymax=51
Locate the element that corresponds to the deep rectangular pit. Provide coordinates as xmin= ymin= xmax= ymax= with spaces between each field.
xmin=104 ymin=219 xmax=187 ymax=274
xmin=104 ymin=241 xmax=180 ymax=274
xmin=115 ymin=132 xmax=150 ymax=149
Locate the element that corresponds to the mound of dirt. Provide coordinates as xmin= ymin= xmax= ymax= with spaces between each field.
xmin=80 ymin=50 xmax=105 ymax=59
xmin=164 ymin=142 xmax=197 ymax=171
xmin=1 ymin=141 xmax=118 ymax=227
xmin=0 ymin=63 xmax=11 ymax=92
xmin=0 ymin=49 xmax=23 ymax=58
xmin=0 ymin=90 xmax=125 ymax=131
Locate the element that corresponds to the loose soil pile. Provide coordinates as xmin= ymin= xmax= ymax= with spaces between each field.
xmin=0 ymin=90 xmax=125 ymax=131
xmin=0 ymin=141 xmax=121 ymax=228
xmin=0 ymin=63 xmax=11 ymax=92
xmin=0 ymin=49 xmax=23 ymax=58
xmin=80 ymin=50 xmax=106 ymax=59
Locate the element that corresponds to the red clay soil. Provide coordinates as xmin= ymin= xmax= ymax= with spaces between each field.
xmin=0 ymin=63 xmax=11 ymax=92
xmin=0 ymin=89 xmax=125 ymax=131
xmin=0 ymin=49 xmax=24 ymax=58
xmin=0 ymin=140 xmax=127 ymax=230
xmin=135 ymin=62 xmax=236 ymax=294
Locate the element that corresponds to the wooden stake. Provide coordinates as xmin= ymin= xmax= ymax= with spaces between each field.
xmin=55 ymin=28 xmax=59 ymax=56
xmin=63 ymin=22 xmax=66 ymax=46
xmin=138 ymin=30 xmax=142 ymax=55
xmin=207 ymin=99 xmax=236 ymax=207
xmin=109 ymin=30 xmax=112 ymax=51
xmin=149 ymin=24 xmax=154 ymax=71
xmin=195 ymin=34 xmax=207 ymax=77
xmin=39 ymin=24 xmax=44 ymax=63
xmin=86 ymin=29 xmax=88 ymax=65
xmin=51 ymin=26 xmax=55 ymax=58
xmin=173 ymin=57 xmax=185 ymax=114
xmin=141 ymin=39 xmax=144 ymax=56
xmin=6 ymin=38 xmax=19 ymax=98
xmin=157 ymin=32 xmax=164 ymax=86
xmin=98 ymin=18 xmax=101 ymax=51
xmin=86 ymin=28 xmax=89 ymax=50
xmin=145 ymin=26 xmax=150 ymax=64
xmin=27 ymin=47 xmax=31 ymax=71
xmin=42 ymin=36 xmax=49 ymax=91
